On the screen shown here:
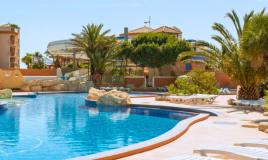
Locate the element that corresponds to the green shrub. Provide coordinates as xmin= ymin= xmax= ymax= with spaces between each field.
xmin=167 ymin=69 xmax=219 ymax=95
xmin=79 ymin=63 xmax=88 ymax=68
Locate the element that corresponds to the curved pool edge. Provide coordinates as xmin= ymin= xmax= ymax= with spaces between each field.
xmin=69 ymin=112 xmax=209 ymax=160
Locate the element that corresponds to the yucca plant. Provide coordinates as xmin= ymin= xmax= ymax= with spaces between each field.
xmin=179 ymin=9 xmax=268 ymax=100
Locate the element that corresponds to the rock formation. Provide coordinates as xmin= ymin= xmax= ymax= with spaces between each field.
xmin=87 ymin=88 xmax=106 ymax=100
xmin=87 ymin=88 xmax=131 ymax=106
xmin=20 ymin=79 xmax=89 ymax=92
xmin=0 ymin=89 xmax=12 ymax=99
xmin=97 ymin=90 xmax=131 ymax=106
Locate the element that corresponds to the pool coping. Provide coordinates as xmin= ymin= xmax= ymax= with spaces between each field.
xmin=70 ymin=99 xmax=210 ymax=160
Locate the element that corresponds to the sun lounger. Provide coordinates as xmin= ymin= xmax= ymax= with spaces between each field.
xmin=167 ymin=154 xmax=219 ymax=160
xmin=220 ymin=88 xmax=231 ymax=94
xmin=194 ymin=145 xmax=268 ymax=160
xmin=235 ymin=139 xmax=268 ymax=149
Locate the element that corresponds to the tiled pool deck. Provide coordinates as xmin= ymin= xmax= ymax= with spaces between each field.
xmin=120 ymin=95 xmax=268 ymax=160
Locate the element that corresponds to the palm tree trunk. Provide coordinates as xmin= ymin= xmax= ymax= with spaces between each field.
xmin=87 ymin=60 xmax=90 ymax=81
xmin=237 ymin=85 xmax=259 ymax=100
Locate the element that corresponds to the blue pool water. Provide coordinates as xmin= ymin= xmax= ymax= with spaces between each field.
xmin=0 ymin=93 xmax=192 ymax=160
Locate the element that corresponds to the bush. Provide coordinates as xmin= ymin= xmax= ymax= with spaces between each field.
xmin=259 ymin=81 xmax=268 ymax=97
xmin=79 ymin=63 xmax=88 ymax=68
xmin=167 ymin=69 xmax=219 ymax=95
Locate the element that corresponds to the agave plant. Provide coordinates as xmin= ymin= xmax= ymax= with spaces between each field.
xmin=179 ymin=9 xmax=268 ymax=100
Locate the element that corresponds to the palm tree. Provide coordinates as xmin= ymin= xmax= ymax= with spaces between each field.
xmin=179 ymin=9 xmax=268 ymax=100
xmin=72 ymin=24 xmax=117 ymax=83
xmin=91 ymin=36 xmax=118 ymax=77
xmin=22 ymin=53 xmax=33 ymax=68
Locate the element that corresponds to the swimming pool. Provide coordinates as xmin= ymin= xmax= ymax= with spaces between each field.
xmin=0 ymin=93 xmax=193 ymax=160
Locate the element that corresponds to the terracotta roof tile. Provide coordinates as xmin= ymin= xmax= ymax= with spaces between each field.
xmin=153 ymin=26 xmax=182 ymax=34
xmin=119 ymin=26 xmax=153 ymax=36
xmin=119 ymin=26 xmax=182 ymax=37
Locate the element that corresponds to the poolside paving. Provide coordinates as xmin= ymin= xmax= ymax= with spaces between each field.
xmin=121 ymin=95 xmax=268 ymax=160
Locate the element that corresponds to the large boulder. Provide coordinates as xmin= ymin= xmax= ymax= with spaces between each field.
xmin=41 ymin=79 xmax=60 ymax=87
xmin=29 ymin=80 xmax=42 ymax=86
xmin=66 ymin=80 xmax=80 ymax=91
xmin=88 ymin=88 xmax=106 ymax=100
xmin=48 ymin=84 xmax=66 ymax=91
xmin=258 ymin=122 xmax=268 ymax=132
xmin=241 ymin=123 xmax=259 ymax=128
xmin=97 ymin=90 xmax=131 ymax=106
xmin=21 ymin=85 xmax=31 ymax=92
xmin=0 ymin=89 xmax=12 ymax=99
xmin=30 ymin=85 xmax=42 ymax=92
xmin=227 ymin=98 xmax=236 ymax=105
xmin=0 ymin=69 xmax=24 ymax=89
xmin=78 ymin=82 xmax=87 ymax=92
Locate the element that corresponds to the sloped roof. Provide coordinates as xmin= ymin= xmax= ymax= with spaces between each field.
xmin=47 ymin=39 xmax=88 ymax=60
xmin=0 ymin=23 xmax=20 ymax=29
xmin=120 ymin=26 xmax=153 ymax=36
xmin=153 ymin=26 xmax=182 ymax=34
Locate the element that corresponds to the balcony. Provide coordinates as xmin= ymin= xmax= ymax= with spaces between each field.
xmin=10 ymin=47 xmax=16 ymax=56
xmin=10 ymin=35 xmax=15 ymax=45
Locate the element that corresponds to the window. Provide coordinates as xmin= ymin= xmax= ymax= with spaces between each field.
xmin=185 ymin=63 xmax=192 ymax=71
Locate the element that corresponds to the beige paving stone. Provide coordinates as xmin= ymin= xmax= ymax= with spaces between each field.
xmin=120 ymin=95 xmax=268 ymax=160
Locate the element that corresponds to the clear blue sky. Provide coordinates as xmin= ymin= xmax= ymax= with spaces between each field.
xmin=0 ymin=0 xmax=267 ymax=68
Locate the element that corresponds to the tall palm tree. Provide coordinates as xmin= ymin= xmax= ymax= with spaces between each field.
xmin=72 ymin=24 xmax=117 ymax=82
xmin=179 ymin=9 xmax=268 ymax=100
xmin=33 ymin=52 xmax=43 ymax=62
xmin=32 ymin=52 xmax=45 ymax=68
xmin=91 ymin=36 xmax=118 ymax=77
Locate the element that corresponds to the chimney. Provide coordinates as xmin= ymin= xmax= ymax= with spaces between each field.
xmin=124 ymin=27 xmax=128 ymax=41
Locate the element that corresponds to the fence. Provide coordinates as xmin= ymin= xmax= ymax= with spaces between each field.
xmin=152 ymin=76 xmax=176 ymax=88
xmin=124 ymin=76 xmax=146 ymax=89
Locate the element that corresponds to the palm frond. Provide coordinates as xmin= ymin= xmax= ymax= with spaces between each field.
xmin=212 ymin=23 xmax=236 ymax=44
xmin=226 ymin=10 xmax=242 ymax=37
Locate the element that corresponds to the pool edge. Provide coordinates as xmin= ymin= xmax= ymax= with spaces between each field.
xmin=70 ymin=112 xmax=209 ymax=160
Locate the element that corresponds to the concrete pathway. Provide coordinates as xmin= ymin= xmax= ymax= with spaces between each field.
xmin=121 ymin=95 xmax=268 ymax=160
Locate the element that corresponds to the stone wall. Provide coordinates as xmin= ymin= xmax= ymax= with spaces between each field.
xmin=21 ymin=79 xmax=90 ymax=92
